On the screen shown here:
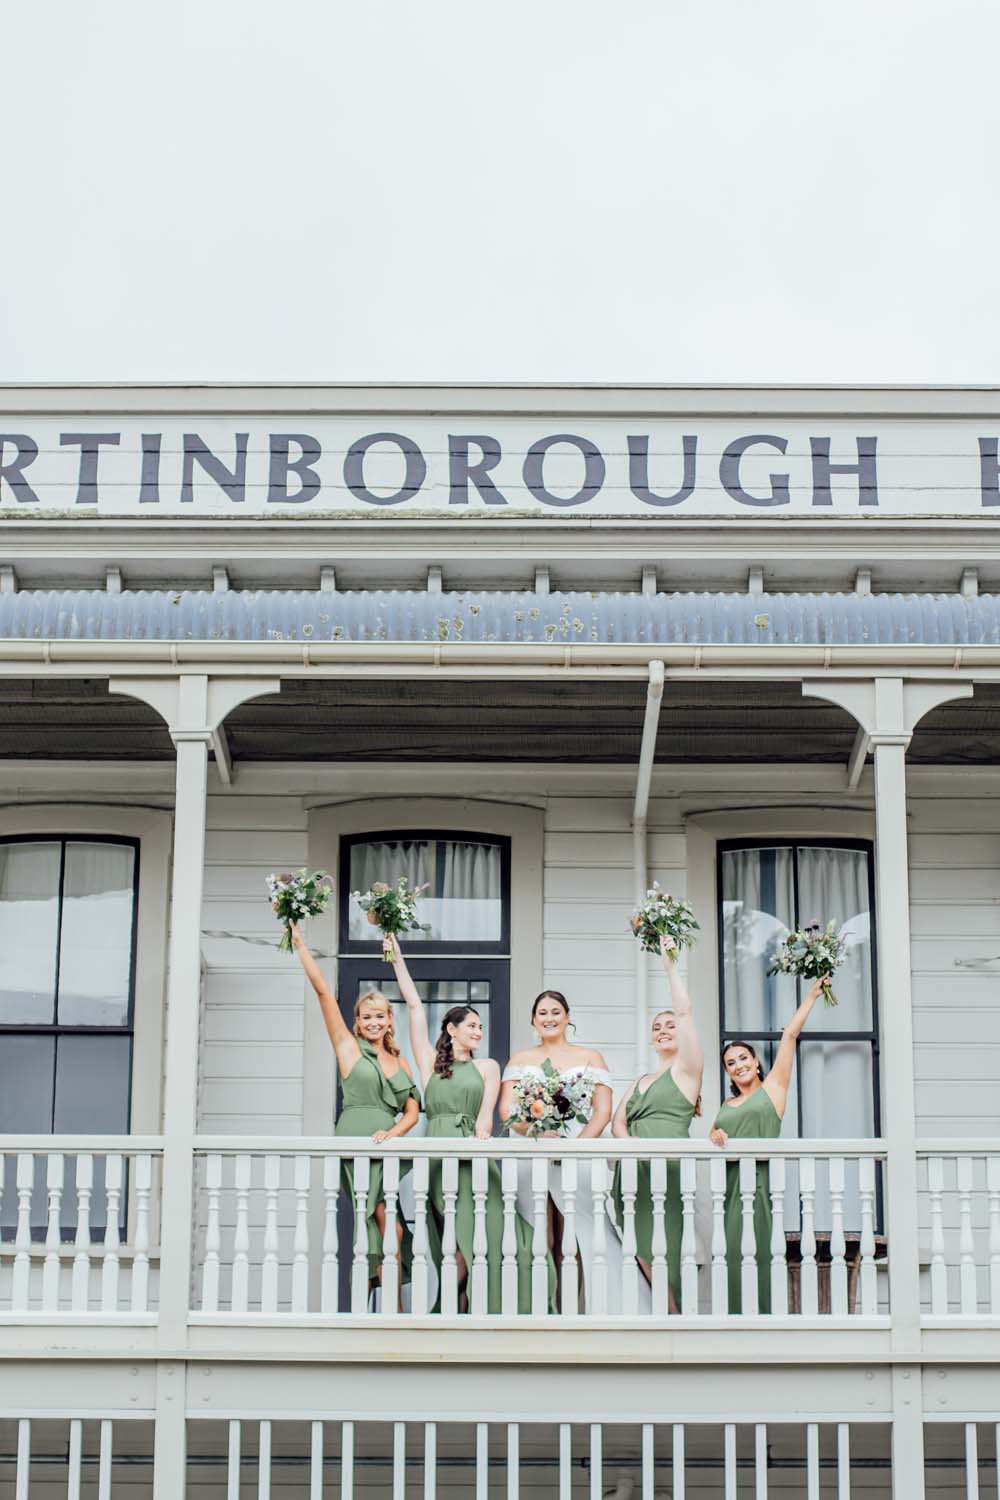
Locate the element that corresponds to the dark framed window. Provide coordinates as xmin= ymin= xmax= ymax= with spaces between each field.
xmin=338 ymin=831 xmax=511 ymax=956
xmin=0 ymin=836 xmax=139 ymax=1232
xmin=717 ymin=839 xmax=880 ymax=1140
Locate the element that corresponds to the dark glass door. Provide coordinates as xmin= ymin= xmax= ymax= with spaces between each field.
xmin=336 ymin=957 xmax=510 ymax=1076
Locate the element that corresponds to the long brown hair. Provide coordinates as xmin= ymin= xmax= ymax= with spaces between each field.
xmin=354 ymin=990 xmax=400 ymax=1057
xmin=434 ymin=1004 xmax=480 ymax=1078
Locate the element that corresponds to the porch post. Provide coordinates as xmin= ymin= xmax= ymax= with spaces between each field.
xmin=802 ymin=675 xmax=972 ymax=1500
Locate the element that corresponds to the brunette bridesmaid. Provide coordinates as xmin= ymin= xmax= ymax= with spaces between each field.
xmin=710 ymin=976 xmax=827 ymax=1313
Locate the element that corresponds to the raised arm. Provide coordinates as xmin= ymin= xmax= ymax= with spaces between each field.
xmin=660 ymin=937 xmax=704 ymax=1096
xmin=387 ymin=934 xmax=434 ymax=1083
xmin=291 ymin=923 xmax=359 ymax=1077
xmin=763 ymin=976 xmax=827 ymax=1111
xmin=474 ymin=1059 xmax=501 ymax=1140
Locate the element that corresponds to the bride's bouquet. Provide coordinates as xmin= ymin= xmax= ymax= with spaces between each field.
xmin=506 ymin=1060 xmax=595 ymax=1138
xmin=767 ymin=919 xmax=846 ymax=1006
xmin=354 ymin=875 xmax=432 ymax=962
xmin=266 ymin=869 xmax=334 ymax=953
xmin=630 ymin=882 xmax=699 ymax=956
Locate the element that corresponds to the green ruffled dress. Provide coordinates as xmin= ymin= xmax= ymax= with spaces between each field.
xmin=612 ymin=1067 xmax=696 ymax=1306
xmin=712 ymin=1086 xmax=782 ymax=1313
xmin=425 ymin=1060 xmax=540 ymax=1313
xmin=337 ymin=1038 xmax=420 ymax=1280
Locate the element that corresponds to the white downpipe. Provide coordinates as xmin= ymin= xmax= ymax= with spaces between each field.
xmin=632 ymin=661 xmax=665 ymax=1076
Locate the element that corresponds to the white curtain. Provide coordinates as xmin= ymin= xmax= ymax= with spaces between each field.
xmin=0 ymin=841 xmax=60 ymax=1023
xmin=721 ymin=846 xmax=795 ymax=1034
xmin=57 ymin=842 xmax=136 ymax=1026
xmin=347 ymin=838 xmax=501 ymax=943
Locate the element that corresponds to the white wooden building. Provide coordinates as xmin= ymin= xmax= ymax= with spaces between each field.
xmin=1 ymin=383 xmax=999 ymax=1496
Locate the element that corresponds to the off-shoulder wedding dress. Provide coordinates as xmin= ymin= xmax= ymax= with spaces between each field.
xmin=502 ymin=1062 xmax=651 ymax=1315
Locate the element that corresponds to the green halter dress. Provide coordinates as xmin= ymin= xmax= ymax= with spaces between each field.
xmin=712 ymin=1086 xmax=782 ymax=1313
xmin=612 ymin=1067 xmax=697 ymax=1306
xmin=337 ymin=1038 xmax=421 ymax=1280
xmin=425 ymin=1060 xmax=538 ymax=1313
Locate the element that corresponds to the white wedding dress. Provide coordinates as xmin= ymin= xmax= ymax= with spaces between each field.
xmin=502 ymin=1062 xmax=651 ymax=1316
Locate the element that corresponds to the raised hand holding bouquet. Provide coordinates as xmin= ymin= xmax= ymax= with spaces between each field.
xmin=768 ymin=920 xmax=846 ymax=1006
xmin=354 ymin=875 xmax=432 ymax=962
xmin=266 ymin=869 xmax=334 ymax=953
xmin=506 ymin=1060 xmax=595 ymax=1138
xmin=630 ymin=882 xmax=699 ymax=957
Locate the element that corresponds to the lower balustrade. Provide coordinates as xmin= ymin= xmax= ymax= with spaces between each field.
xmin=2 ymin=1415 xmax=993 ymax=1496
xmin=192 ymin=1138 xmax=888 ymax=1321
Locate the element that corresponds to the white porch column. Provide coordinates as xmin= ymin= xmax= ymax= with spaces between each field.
xmin=802 ymin=675 xmax=972 ymax=1500
xmin=116 ymin=672 xmax=279 ymax=1500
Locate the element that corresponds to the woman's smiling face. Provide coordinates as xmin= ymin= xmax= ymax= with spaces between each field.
xmin=651 ymin=1010 xmax=677 ymax=1055
xmin=449 ymin=1009 xmax=483 ymax=1054
xmin=356 ymin=999 xmax=391 ymax=1043
xmin=723 ymin=1044 xmax=760 ymax=1091
xmin=532 ymin=996 xmax=569 ymax=1041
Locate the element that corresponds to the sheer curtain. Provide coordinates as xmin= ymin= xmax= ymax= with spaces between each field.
xmin=721 ymin=846 xmax=795 ymax=1034
xmin=347 ymin=838 xmax=502 ymax=943
xmin=0 ymin=841 xmax=60 ymax=1023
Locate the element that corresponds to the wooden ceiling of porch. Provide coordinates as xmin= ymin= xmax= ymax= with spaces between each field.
xmin=0 ymin=678 xmax=996 ymax=763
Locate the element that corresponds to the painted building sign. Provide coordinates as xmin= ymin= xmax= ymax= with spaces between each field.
xmin=2 ymin=417 xmax=1000 ymax=517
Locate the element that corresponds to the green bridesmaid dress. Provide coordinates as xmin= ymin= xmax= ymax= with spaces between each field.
xmin=337 ymin=1038 xmax=421 ymax=1281
xmin=712 ymin=1086 xmax=782 ymax=1314
xmin=425 ymin=1060 xmax=538 ymax=1313
xmin=612 ymin=1068 xmax=697 ymax=1307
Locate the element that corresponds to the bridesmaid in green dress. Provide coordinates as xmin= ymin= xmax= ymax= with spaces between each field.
xmin=291 ymin=924 xmax=420 ymax=1294
xmin=611 ymin=935 xmax=704 ymax=1311
xmin=709 ymin=976 xmax=827 ymax=1313
xmin=389 ymin=937 xmax=539 ymax=1313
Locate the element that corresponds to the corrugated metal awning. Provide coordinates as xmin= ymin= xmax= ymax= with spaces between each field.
xmin=0 ymin=588 xmax=998 ymax=645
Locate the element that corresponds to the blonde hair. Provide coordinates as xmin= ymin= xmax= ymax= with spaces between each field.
xmin=354 ymin=990 xmax=400 ymax=1057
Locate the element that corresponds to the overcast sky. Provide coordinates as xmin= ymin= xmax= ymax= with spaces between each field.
xmin=2 ymin=1 xmax=996 ymax=385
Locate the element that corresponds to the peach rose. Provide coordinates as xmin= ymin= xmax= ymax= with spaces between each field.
xmin=529 ymin=1099 xmax=546 ymax=1119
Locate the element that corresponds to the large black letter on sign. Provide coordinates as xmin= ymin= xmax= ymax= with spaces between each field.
xmin=344 ymin=432 xmax=426 ymax=506
xmin=139 ymin=434 xmax=162 ymax=503
xmin=267 ymin=435 xmax=322 ymax=504
xmin=719 ymin=434 xmax=790 ymax=507
xmin=60 ymin=433 xmax=121 ymax=504
xmin=181 ymin=433 xmax=249 ymax=504
xmin=448 ymin=435 xmax=508 ymax=505
xmin=628 ymin=435 xmax=697 ymax=506
xmin=0 ymin=434 xmax=40 ymax=503
xmin=810 ymin=436 xmax=878 ymax=507
xmin=979 ymin=439 xmax=1000 ymax=506
xmin=523 ymin=434 xmax=605 ymax=508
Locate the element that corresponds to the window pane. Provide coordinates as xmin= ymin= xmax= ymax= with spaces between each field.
xmin=57 ymin=842 xmax=135 ymax=1026
xmin=0 ymin=841 xmax=60 ymax=1023
xmin=798 ymin=1039 xmax=875 ymax=1138
xmin=0 ymin=1033 xmax=55 ymax=1131
xmin=721 ymin=847 xmax=796 ymax=1032
xmin=347 ymin=838 xmax=503 ymax=944
xmin=795 ymin=846 xmax=874 ymax=1032
xmin=53 ymin=1034 xmax=132 ymax=1133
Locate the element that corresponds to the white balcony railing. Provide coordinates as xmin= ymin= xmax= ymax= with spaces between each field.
xmin=191 ymin=1137 xmax=888 ymax=1321
xmin=918 ymin=1143 xmax=1000 ymax=1318
xmin=0 ymin=1137 xmax=163 ymax=1318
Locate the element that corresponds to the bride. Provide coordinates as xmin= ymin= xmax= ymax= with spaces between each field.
xmin=500 ymin=990 xmax=650 ymax=1315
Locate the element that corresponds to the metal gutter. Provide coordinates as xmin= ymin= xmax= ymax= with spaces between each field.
xmin=632 ymin=662 xmax=666 ymax=1073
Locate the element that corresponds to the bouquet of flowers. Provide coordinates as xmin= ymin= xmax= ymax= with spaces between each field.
xmin=353 ymin=875 xmax=432 ymax=962
xmin=266 ymin=869 xmax=334 ymax=954
xmin=505 ymin=1059 xmax=595 ymax=1138
xmin=767 ymin=919 xmax=846 ymax=1006
xmin=630 ymin=882 xmax=700 ymax=956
